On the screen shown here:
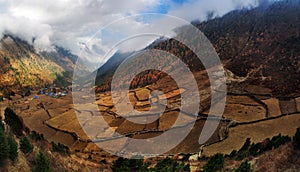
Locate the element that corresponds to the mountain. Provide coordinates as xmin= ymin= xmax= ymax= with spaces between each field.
xmin=195 ymin=0 xmax=300 ymax=96
xmin=0 ymin=35 xmax=79 ymax=96
xmin=95 ymin=52 xmax=134 ymax=91
xmin=95 ymin=0 xmax=300 ymax=96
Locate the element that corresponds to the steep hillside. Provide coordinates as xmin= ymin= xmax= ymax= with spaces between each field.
xmin=95 ymin=52 xmax=135 ymax=91
xmin=95 ymin=0 xmax=300 ymax=96
xmin=196 ymin=0 xmax=300 ymax=96
xmin=0 ymin=35 xmax=78 ymax=94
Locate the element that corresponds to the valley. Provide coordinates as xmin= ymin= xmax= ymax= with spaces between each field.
xmin=1 ymin=65 xmax=299 ymax=170
xmin=0 ymin=0 xmax=299 ymax=171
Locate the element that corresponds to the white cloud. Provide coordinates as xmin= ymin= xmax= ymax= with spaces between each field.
xmin=168 ymin=0 xmax=260 ymax=22
xmin=0 ymin=0 xmax=161 ymax=63
xmin=0 ymin=0 xmax=273 ymax=68
xmin=0 ymin=14 xmax=54 ymax=51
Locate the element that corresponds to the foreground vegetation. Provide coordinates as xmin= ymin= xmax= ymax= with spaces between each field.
xmin=1 ymin=106 xmax=300 ymax=172
xmin=110 ymin=126 xmax=300 ymax=172
xmin=0 ymin=108 xmax=51 ymax=171
xmin=111 ymin=157 xmax=189 ymax=172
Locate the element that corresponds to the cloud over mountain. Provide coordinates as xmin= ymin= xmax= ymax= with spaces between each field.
xmin=0 ymin=0 xmax=271 ymax=66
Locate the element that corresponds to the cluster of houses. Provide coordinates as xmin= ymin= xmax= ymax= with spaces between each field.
xmin=37 ymin=86 xmax=71 ymax=99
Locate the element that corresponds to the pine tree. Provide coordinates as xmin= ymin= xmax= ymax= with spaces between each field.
xmin=7 ymin=134 xmax=18 ymax=161
xmin=20 ymin=136 xmax=33 ymax=154
xmin=150 ymin=158 xmax=190 ymax=172
xmin=235 ymin=161 xmax=252 ymax=172
xmin=4 ymin=107 xmax=24 ymax=137
xmin=34 ymin=151 xmax=51 ymax=172
xmin=0 ymin=129 xmax=9 ymax=167
xmin=203 ymin=154 xmax=224 ymax=172
xmin=111 ymin=157 xmax=150 ymax=172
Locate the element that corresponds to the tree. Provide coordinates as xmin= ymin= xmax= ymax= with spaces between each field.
xmin=7 ymin=134 xmax=18 ymax=161
xmin=270 ymin=134 xmax=291 ymax=149
xmin=34 ymin=151 xmax=51 ymax=172
xmin=30 ymin=131 xmax=42 ymax=141
xmin=203 ymin=154 xmax=224 ymax=172
xmin=4 ymin=107 xmax=24 ymax=137
xmin=111 ymin=157 xmax=190 ymax=172
xmin=229 ymin=150 xmax=237 ymax=159
xmin=20 ymin=136 xmax=33 ymax=154
xmin=51 ymin=142 xmax=70 ymax=155
xmin=293 ymin=127 xmax=300 ymax=150
xmin=111 ymin=157 xmax=149 ymax=172
xmin=235 ymin=161 xmax=252 ymax=172
xmin=248 ymin=143 xmax=262 ymax=157
xmin=0 ymin=129 xmax=9 ymax=167
xmin=236 ymin=138 xmax=251 ymax=160
xmin=239 ymin=138 xmax=251 ymax=152
xmin=0 ymin=115 xmax=4 ymax=131
xmin=150 ymin=158 xmax=190 ymax=172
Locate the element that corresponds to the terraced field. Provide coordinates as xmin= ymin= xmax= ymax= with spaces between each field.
xmin=2 ymin=75 xmax=300 ymax=161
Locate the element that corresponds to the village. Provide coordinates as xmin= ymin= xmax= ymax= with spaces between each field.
xmin=35 ymin=86 xmax=72 ymax=99
xmin=0 ymin=86 xmax=72 ymax=102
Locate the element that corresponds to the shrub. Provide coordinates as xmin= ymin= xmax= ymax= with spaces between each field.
xmin=235 ymin=161 xmax=252 ymax=172
xmin=34 ymin=151 xmax=51 ymax=172
xmin=7 ymin=134 xmax=18 ymax=161
xmin=261 ymin=134 xmax=291 ymax=152
xmin=111 ymin=157 xmax=149 ymax=172
xmin=111 ymin=157 xmax=189 ymax=172
xmin=51 ymin=142 xmax=70 ymax=155
xmin=20 ymin=136 xmax=33 ymax=154
xmin=236 ymin=151 xmax=247 ymax=161
xmin=270 ymin=134 xmax=291 ymax=149
xmin=229 ymin=150 xmax=237 ymax=159
xmin=239 ymin=138 xmax=251 ymax=153
xmin=30 ymin=131 xmax=42 ymax=141
xmin=150 ymin=158 xmax=190 ymax=172
xmin=203 ymin=154 xmax=224 ymax=172
xmin=248 ymin=143 xmax=262 ymax=157
xmin=262 ymin=138 xmax=273 ymax=152
xmin=0 ymin=129 xmax=9 ymax=166
xmin=234 ymin=135 xmax=291 ymax=160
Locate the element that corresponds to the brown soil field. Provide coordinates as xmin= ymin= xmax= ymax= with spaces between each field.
xmin=222 ymin=104 xmax=265 ymax=122
xmin=204 ymin=95 xmax=266 ymax=122
xmin=262 ymin=98 xmax=282 ymax=118
xmin=279 ymin=99 xmax=298 ymax=114
xmin=3 ymin=76 xmax=299 ymax=165
xmin=135 ymin=88 xmax=151 ymax=101
xmin=202 ymin=114 xmax=300 ymax=156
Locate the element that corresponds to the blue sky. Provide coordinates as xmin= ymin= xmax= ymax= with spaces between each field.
xmin=146 ymin=0 xmax=190 ymax=14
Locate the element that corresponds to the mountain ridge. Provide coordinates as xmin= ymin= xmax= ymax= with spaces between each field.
xmin=0 ymin=35 xmax=80 ymax=97
xmin=95 ymin=0 xmax=300 ymax=96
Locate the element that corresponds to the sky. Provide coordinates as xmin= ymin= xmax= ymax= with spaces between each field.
xmin=0 ymin=0 xmax=274 ymax=67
